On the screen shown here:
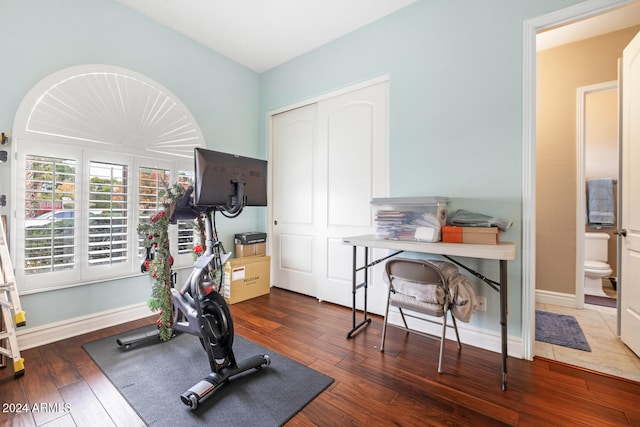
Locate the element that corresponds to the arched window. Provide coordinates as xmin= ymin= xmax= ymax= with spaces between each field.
xmin=11 ymin=65 xmax=203 ymax=292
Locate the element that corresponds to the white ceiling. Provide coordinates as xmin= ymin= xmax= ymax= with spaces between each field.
xmin=116 ymin=0 xmax=416 ymax=72
xmin=116 ymin=0 xmax=640 ymax=70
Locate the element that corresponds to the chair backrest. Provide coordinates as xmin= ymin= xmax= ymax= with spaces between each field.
xmin=384 ymin=258 xmax=448 ymax=308
xmin=385 ymin=258 xmax=445 ymax=287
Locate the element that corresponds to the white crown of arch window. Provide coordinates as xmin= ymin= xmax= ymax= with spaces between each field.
xmin=15 ymin=64 xmax=204 ymax=157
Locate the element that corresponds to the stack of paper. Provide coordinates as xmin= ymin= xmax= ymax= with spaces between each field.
xmin=374 ymin=210 xmax=421 ymax=240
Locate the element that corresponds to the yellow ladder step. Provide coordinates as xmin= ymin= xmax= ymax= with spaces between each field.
xmin=14 ymin=310 xmax=26 ymax=327
xmin=13 ymin=358 xmax=25 ymax=377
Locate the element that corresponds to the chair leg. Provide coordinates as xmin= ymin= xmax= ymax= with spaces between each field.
xmin=451 ymin=314 xmax=462 ymax=349
xmin=398 ymin=307 xmax=409 ymax=329
xmin=380 ymin=289 xmax=393 ymax=352
xmin=438 ymin=311 xmax=448 ymax=374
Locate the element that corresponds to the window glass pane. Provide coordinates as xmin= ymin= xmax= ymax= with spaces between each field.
xmin=176 ymin=171 xmax=195 ymax=255
xmin=24 ymin=155 xmax=77 ymax=274
xmin=89 ymin=161 xmax=129 ymax=266
xmin=139 ymin=167 xmax=171 ymax=218
xmin=138 ymin=167 xmax=171 ymax=258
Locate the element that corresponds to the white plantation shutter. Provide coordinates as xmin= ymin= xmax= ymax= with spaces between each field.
xmin=137 ymin=167 xmax=196 ymax=263
xmin=138 ymin=166 xmax=172 ymax=259
xmin=88 ymin=161 xmax=129 ymax=266
xmin=23 ymin=155 xmax=78 ymax=275
xmin=176 ymin=170 xmax=196 ymax=256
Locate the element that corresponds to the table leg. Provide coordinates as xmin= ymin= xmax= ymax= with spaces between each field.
xmin=351 ymin=245 xmax=357 ymax=330
xmin=347 ymin=246 xmax=371 ymax=338
xmin=500 ymin=259 xmax=508 ymax=391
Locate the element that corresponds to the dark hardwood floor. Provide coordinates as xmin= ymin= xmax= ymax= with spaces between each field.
xmin=2 ymin=287 xmax=640 ymax=426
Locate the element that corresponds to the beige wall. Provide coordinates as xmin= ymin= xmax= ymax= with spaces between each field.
xmin=536 ymin=26 xmax=640 ymax=295
xmin=585 ymin=90 xmax=618 ymax=180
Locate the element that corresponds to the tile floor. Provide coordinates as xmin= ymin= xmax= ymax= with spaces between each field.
xmin=535 ymin=300 xmax=640 ymax=382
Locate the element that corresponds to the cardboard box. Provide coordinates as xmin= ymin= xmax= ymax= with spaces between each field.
xmin=235 ymin=242 xmax=267 ymax=258
xmin=223 ymin=255 xmax=270 ymax=304
xmin=463 ymin=227 xmax=500 ymax=244
xmin=442 ymin=226 xmax=500 ymax=245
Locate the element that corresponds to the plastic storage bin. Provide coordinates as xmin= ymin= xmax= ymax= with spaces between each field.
xmin=371 ymin=197 xmax=449 ymax=241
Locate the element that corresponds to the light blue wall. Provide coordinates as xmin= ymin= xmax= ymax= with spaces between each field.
xmin=1 ymin=0 xmax=586 ymax=336
xmin=259 ymin=0 xmax=583 ymax=335
xmin=0 ymin=0 xmax=262 ymax=328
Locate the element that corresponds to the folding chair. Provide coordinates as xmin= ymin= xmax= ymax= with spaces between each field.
xmin=380 ymin=258 xmax=461 ymax=373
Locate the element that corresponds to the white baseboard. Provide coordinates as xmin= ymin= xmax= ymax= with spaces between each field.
xmin=386 ymin=311 xmax=523 ymax=359
xmin=17 ymin=303 xmax=154 ymax=350
xmin=535 ymin=289 xmax=581 ymax=308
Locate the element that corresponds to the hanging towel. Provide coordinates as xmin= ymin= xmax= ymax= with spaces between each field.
xmin=587 ymin=178 xmax=615 ymax=226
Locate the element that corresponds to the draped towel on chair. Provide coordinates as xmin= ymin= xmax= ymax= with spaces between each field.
xmin=384 ymin=260 xmax=478 ymax=322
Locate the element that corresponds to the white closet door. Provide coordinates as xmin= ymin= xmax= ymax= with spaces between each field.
xmin=270 ymin=81 xmax=389 ymax=312
xmin=315 ymin=82 xmax=389 ymax=312
xmin=271 ymin=104 xmax=318 ymax=296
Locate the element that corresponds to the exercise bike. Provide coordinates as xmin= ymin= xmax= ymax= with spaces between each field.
xmin=117 ymin=185 xmax=270 ymax=410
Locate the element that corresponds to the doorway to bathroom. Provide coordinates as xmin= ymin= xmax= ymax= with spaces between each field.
xmin=534 ymin=17 xmax=634 ymax=312
xmin=531 ymin=0 xmax=640 ymax=382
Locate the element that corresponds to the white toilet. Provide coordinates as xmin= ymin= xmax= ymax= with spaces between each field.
xmin=584 ymin=232 xmax=612 ymax=298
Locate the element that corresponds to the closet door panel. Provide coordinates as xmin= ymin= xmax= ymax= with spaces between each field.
xmin=271 ymin=104 xmax=317 ymax=296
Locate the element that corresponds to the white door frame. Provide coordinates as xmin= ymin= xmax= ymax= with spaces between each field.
xmin=576 ymin=81 xmax=619 ymax=308
xmin=522 ymin=0 xmax=633 ymax=360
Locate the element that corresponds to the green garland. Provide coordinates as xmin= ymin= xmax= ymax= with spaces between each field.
xmin=137 ymin=183 xmax=188 ymax=341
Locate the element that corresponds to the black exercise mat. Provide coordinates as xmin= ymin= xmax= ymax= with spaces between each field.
xmin=83 ymin=325 xmax=333 ymax=426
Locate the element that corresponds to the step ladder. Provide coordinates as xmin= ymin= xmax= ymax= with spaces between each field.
xmin=0 ymin=217 xmax=25 ymax=377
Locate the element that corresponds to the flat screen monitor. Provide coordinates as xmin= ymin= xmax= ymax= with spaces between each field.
xmin=193 ymin=148 xmax=268 ymax=209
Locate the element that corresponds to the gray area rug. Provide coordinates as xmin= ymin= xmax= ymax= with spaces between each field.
xmin=83 ymin=325 xmax=333 ymax=426
xmin=535 ymin=310 xmax=591 ymax=352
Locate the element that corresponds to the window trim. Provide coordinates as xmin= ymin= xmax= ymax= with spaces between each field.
xmin=14 ymin=145 xmax=197 ymax=293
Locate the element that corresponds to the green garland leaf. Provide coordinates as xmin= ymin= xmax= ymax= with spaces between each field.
xmin=137 ymin=182 xmax=189 ymax=341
